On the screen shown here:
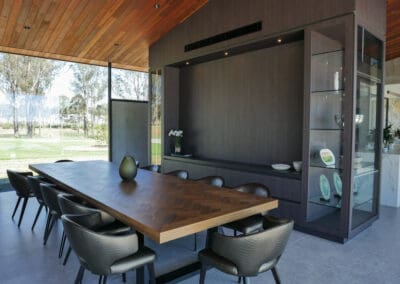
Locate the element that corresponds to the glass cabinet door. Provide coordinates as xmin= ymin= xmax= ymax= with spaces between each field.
xmin=307 ymin=26 xmax=347 ymax=234
xmin=351 ymin=27 xmax=383 ymax=229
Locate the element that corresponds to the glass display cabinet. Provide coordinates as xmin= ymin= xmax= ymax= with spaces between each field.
xmin=301 ymin=16 xmax=384 ymax=242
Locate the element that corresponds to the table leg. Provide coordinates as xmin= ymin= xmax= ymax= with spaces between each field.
xmin=136 ymin=232 xmax=145 ymax=284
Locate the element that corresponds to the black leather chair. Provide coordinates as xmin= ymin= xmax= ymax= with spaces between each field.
xmin=57 ymin=194 xmax=132 ymax=266
xmin=6 ymin=170 xmax=34 ymax=227
xmin=27 ymin=175 xmax=49 ymax=230
xmin=195 ymin=176 xmax=225 ymax=188
xmin=141 ymin=164 xmax=161 ymax=173
xmin=223 ymin=183 xmax=271 ymax=235
xmin=62 ymin=214 xmax=157 ymax=284
xmin=199 ymin=218 xmax=294 ymax=284
xmin=40 ymin=183 xmax=65 ymax=246
xmin=165 ymin=170 xmax=188 ymax=180
xmin=55 ymin=159 xmax=74 ymax=163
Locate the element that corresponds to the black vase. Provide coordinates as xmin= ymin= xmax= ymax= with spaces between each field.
xmin=119 ymin=155 xmax=137 ymax=181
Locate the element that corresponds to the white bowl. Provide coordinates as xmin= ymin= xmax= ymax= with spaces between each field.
xmin=293 ymin=161 xmax=302 ymax=172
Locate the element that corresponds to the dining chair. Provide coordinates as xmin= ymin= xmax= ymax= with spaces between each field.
xmin=55 ymin=159 xmax=74 ymax=163
xmin=40 ymin=183 xmax=65 ymax=247
xmin=223 ymin=183 xmax=271 ymax=235
xmin=6 ymin=170 xmax=34 ymax=227
xmin=199 ymin=218 xmax=294 ymax=284
xmin=195 ymin=176 xmax=225 ymax=188
xmin=165 ymin=170 xmax=189 ymax=180
xmin=27 ymin=175 xmax=49 ymax=230
xmin=57 ymin=194 xmax=132 ymax=266
xmin=188 ymin=175 xmax=225 ymax=251
xmin=62 ymin=214 xmax=156 ymax=284
xmin=141 ymin=164 xmax=161 ymax=173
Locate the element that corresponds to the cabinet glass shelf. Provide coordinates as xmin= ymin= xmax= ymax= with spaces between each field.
xmin=309 ymin=190 xmax=373 ymax=209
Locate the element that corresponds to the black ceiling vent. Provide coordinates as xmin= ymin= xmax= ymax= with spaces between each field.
xmin=184 ymin=21 xmax=262 ymax=52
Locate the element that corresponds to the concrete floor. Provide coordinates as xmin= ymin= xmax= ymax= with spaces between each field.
xmin=1 ymin=191 xmax=399 ymax=284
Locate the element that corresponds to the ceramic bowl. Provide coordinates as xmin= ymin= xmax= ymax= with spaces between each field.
xmin=293 ymin=161 xmax=302 ymax=172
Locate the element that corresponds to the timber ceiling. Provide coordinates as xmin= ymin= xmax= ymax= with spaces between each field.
xmin=0 ymin=0 xmax=208 ymax=71
xmin=0 ymin=0 xmax=399 ymax=70
xmin=387 ymin=0 xmax=400 ymax=61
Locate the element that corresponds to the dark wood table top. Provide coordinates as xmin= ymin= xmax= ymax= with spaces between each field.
xmin=30 ymin=160 xmax=278 ymax=243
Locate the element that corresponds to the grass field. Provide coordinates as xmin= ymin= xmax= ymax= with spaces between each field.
xmin=0 ymin=129 xmax=108 ymax=178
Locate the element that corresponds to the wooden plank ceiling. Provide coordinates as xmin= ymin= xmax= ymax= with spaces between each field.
xmin=0 ymin=0 xmax=208 ymax=71
xmin=0 ymin=0 xmax=399 ymax=69
xmin=387 ymin=0 xmax=400 ymax=61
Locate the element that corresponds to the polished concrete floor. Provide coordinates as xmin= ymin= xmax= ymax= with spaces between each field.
xmin=1 ymin=190 xmax=399 ymax=284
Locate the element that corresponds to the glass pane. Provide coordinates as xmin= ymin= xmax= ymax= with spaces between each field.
xmin=311 ymin=51 xmax=344 ymax=92
xmin=352 ymin=27 xmax=382 ymax=229
xmin=150 ymin=71 xmax=162 ymax=165
xmin=0 ymin=53 xmax=109 ymax=181
xmin=307 ymin=27 xmax=345 ymax=235
xmin=111 ymin=68 xmax=148 ymax=101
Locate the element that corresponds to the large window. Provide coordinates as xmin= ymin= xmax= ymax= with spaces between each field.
xmin=150 ymin=70 xmax=162 ymax=165
xmin=0 ymin=53 xmax=108 ymax=178
xmin=111 ymin=68 xmax=148 ymax=101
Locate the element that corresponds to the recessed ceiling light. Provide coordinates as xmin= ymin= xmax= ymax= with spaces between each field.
xmin=224 ymin=51 xmax=229 ymax=56
xmin=23 ymin=25 xmax=31 ymax=30
xmin=154 ymin=2 xmax=160 ymax=9
xmin=185 ymin=61 xmax=190 ymax=65
xmin=277 ymin=38 xmax=282 ymax=43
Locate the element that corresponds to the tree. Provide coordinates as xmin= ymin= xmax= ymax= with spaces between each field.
xmin=0 ymin=54 xmax=59 ymax=137
xmin=112 ymin=69 xmax=148 ymax=101
xmin=71 ymin=65 xmax=107 ymax=137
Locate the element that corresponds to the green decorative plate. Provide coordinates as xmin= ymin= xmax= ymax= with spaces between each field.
xmin=319 ymin=148 xmax=335 ymax=168
xmin=333 ymin=172 xmax=342 ymax=197
xmin=319 ymin=174 xmax=331 ymax=201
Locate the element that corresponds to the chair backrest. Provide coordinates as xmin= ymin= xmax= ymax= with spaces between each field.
xmin=141 ymin=164 xmax=161 ymax=173
xmin=55 ymin=159 xmax=73 ymax=163
xmin=234 ymin=183 xmax=270 ymax=198
xmin=195 ymin=176 xmax=225 ymax=188
xmin=211 ymin=220 xmax=294 ymax=276
xmin=165 ymin=170 xmax=188 ymax=180
xmin=27 ymin=176 xmax=46 ymax=202
xmin=61 ymin=214 xmax=138 ymax=275
xmin=6 ymin=170 xmax=33 ymax=197
xmin=40 ymin=183 xmax=65 ymax=217
xmin=58 ymin=194 xmax=107 ymax=230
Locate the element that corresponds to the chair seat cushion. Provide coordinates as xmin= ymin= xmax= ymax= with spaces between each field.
xmin=223 ymin=215 xmax=264 ymax=234
xmin=97 ymin=221 xmax=132 ymax=235
xmin=110 ymin=247 xmax=156 ymax=274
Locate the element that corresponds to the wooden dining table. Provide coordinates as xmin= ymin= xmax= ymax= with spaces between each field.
xmin=29 ymin=160 xmax=278 ymax=283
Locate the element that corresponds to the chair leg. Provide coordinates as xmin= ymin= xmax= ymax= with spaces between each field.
xmin=122 ymin=273 xmax=126 ymax=282
xmin=193 ymin=233 xmax=197 ymax=251
xmin=199 ymin=262 xmax=207 ymax=284
xmin=12 ymin=197 xmax=22 ymax=219
xmin=243 ymin=276 xmax=250 ymax=284
xmin=31 ymin=204 xmax=44 ymax=230
xmin=74 ymin=265 xmax=85 ymax=284
xmin=102 ymin=276 xmax=107 ymax=284
xmin=147 ymin=263 xmax=156 ymax=284
xmin=44 ymin=215 xmax=56 ymax=245
xmin=63 ymin=246 xmax=72 ymax=265
xmin=17 ymin=197 xmax=29 ymax=227
xmin=237 ymin=276 xmax=241 ymax=283
xmin=59 ymin=231 xmax=66 ymax=258
xmin=271 ymin=267 xmax=281 ymax=284
xmin=98 ymin=276 xmax=102 ymax=284
xmin=234 ymin=230 xmax=237 ymax=237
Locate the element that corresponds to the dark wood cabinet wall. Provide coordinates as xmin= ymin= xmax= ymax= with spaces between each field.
xmin=179 ymin=42 xmax=304 ymax=165
xmin=149 ymin=0 xmax=386 ymax=241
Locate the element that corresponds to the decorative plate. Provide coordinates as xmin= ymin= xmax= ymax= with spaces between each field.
xmin=319 ymin=174 xmax=331 ymax=201
xmin=320 ymin=149 xmax=335 ymax=167
xmin=271 ymin=164 xmax=291 ymax=171
xmin=333 ymin=172 xmax=342 ymax=197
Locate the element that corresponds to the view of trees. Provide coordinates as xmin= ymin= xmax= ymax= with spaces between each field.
xmin=0 ymin=53 xmax=148 ymax=144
